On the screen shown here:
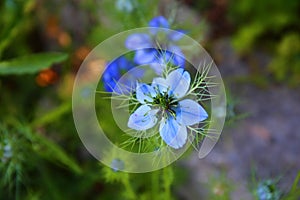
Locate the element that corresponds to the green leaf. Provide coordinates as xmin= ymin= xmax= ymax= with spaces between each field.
xmin=21 ymin=125 xmax=81 ymax=175
xmin=0 ymin=52 xmax=68 ymax=75
xmin=31 ymin=102 xmax=72 ymax=128
xmin=32 ymin=132 xmax=82 ymax=175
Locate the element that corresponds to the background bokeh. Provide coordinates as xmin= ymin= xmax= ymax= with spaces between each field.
xmin=0 ymin=0 xmax=299 ymax=199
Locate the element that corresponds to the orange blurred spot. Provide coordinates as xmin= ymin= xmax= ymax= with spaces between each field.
xmin=46 ymin=16 xmax=60 ymax=38
xmin=249 ymin=123 xmax=271 ymax=142
xmin=72 ymin=46 xmax=92 ymax=70
xmin=58 ymin=31 xmax=72 ymax=47
xmin=36 ymin=69 xmax=58 ymax=87
xmin=75 ymin=46 xmax=91 ymax=61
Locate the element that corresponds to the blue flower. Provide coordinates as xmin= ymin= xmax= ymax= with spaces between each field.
xmin=127 ymin=68 xmax=208 ymax=149
xmin=125 ymin=16 xmax=186 ymax=75
xmin=115 ymin=0 xmax=135 ymax=13
xmin=256 ymin=180 xmax=281 ymax=200
xmin=102 ymin=56 xmax=142 ymax=93
xmin=111 ymin=158 xmax=125 ymax=172
xmin=149 ymin=16 xmax=170 ymax=30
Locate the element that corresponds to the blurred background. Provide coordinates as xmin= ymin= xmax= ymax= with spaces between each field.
xmin=0 ymin=0 xmax=299 ymax=199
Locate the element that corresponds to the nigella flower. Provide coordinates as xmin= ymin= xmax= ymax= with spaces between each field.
xmin=125 ymin=16 xmax=186 ymax=75
xmin=0 ymin=139 xmax=12 ymax=163
xmin=115 ymin=0 xmax=136 ymax=13
xmin=127 ymin=68 xmax=208 ymax=149
xmin=111 ymin=158 xmax=125 ymax=172
xmin=102 ymin=55 xmax=142 ymax=93
xmin=256 ymin=180 xmax=281 ymax=200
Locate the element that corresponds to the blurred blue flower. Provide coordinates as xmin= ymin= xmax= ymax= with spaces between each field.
xmin=127 ymin=68 xmax=208 ymax=149
xmin=149 ymin=16 xmax=169 ymax=30
xmin=115 ymin=0 xmax=135 ymax=13
xmin=111 ymin=158 xmax=125 ymax=172
xmin=125 ymin=16 xmax=186 ymax=75
xmin=102 ymin=56 xmax=142 ymax=93
xmin=0 ymin=139 xmax=12 ymax=163
xmin=256 ymin=180 xmax=281 ymax=200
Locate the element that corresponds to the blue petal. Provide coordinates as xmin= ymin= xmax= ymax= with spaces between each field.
xmin=149 ymin=62 xmax=165 ymax=75
xmin=111 ymin=158 xmax=125 ymax=172
xmin=134 ymin=49 xmax=156 ymax=65
xmin=166 ymin=68 xmax=190 ymax=98
xmin=117 ymin=56 xmax=134 ymax=70
xmin=103 ymin=81 xmax=115 ymax=92
xmin=176 ymin=99 xmax=208 ymax=126
xmin=159 ymin=117 xmax=187 ymax=149
xmin=168 ymin=30 xmax=186 ymax=41
xmin=168 ymin=45 xmax=185 ymax=67
xmin=104 ymin=61 xmax=120 ymax=78
xmin=102 ymin=56 xmax=135 ymax=93
xmin=148 ymin=16 xmax=169 ymax=28
xmin=136 ymin=83 xmax=156 ymax=104
xmin=102 ymin=62 xmax=121 ymax=92
xmin=149 ymin=51 xmax=172 ymax=75
xmin=125 ymin=33 xmax=152 ymax=49
xmin=128 ymin=105 xmax=158 ymax=131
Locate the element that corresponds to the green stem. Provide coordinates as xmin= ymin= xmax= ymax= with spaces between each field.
xmin=122 ymin=176 xmax=136 ymax=200
xmin=15 ymin=173 xmax=20 ymax=200
xmin=31 ymin=102 xmax=71 ymax=128
xmin=151 ymin=171 xmax=160 ymax=199
xmin=163 ymin=166 xmax=173 ymax=200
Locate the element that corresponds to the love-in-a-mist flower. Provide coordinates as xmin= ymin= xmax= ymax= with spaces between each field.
xmin=111 ymin=158 xmax=125 ymax=172
xmin=0 ymin=139 xmax=12 ymax=163
xmin=127 ymin=68 xmax=208 ymax=149
xmin=256 ymin=180 xmax=281 ymax=200
xmin=125 ymin=16 xmax=186 ymax=75
xmin=115 ymin=0 xmax=136 ymax=13
xmin=102 ymin=55 xmax=143 ymax=93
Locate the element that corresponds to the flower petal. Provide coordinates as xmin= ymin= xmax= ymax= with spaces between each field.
xmin=128 ymin=105 xmax=158 ymax=131
xmin=176 ymin=99 xmax=208 ymax=126
xmin=149 ymin=51 xmax=172 ymax=75
xmin=168 ymin=45 xmax=185 ymax=68
xmin=159 ymin=117 xmax=187 ymax=149
xmin=136 ymin=83 xmax=156 ymax=104
xmin=166 ymin=68 xmax=191 ymax=98
xmin=152 ymin=77 xmax=169 ymax=94
xmin=149 ymin=63 xmax=165 ymax=75
xmin=148 ymin=16 xmax=169 ymax=28
xmin=134 ymin=49 xmax=156 ymax=65
xmin=168 ymin=30 xmax=186 ymax=41
xmin=125 ymin=33 xmax=152 ymax=49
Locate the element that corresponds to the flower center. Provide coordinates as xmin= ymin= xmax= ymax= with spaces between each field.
xmin=152 ymin=91 xmax=178 ymax=117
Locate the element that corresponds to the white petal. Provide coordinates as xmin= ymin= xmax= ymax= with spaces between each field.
xmin=128 ymin=105 xmax=158 ymax=131
xmin=166 ymin=68 xmax=190 ymax=98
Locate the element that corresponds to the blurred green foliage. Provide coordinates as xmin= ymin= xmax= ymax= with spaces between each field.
xmin=283 ymin=171 xmax=300 ymax=200
xmin=0 ymin=0 xmax=36 ymax=59
xmin=229 ymin=0 xmax=299 ymax=53
xmin=228 ymin=0 xmax=300 ymax=86
xmin=269 ymin=33 xmax=300 ymax=86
